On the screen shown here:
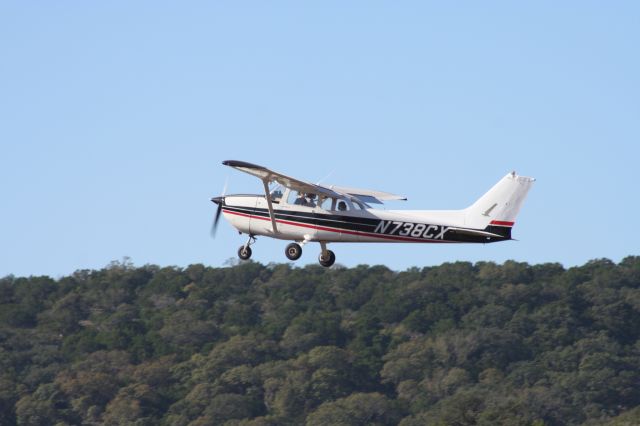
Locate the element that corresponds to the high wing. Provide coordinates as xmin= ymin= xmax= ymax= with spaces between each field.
xmin=222 ymin=160 xmax=340 ymax=198
xmin=323 ymin=185 xmax=406 ymax=204
xmin=222 ymin=160 xmax=408 ymax=233
xmin=222 ymin=160 xmax=406 ymax=203
xmin=223 ymin=160 xmax=344 ymax=234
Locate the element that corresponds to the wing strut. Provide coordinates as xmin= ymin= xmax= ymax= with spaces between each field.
xmin=262 ymin=179 xmax=278 ymax=234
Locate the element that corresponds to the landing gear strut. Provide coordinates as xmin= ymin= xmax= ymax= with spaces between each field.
xmin=238 ymin=235 xmax=256 ymax=260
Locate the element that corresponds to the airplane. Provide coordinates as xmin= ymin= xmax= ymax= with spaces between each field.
xmin=211 ymin=160 xmax=535 ymax=267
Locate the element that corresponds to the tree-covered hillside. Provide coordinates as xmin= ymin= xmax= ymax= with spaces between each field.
xmin=1 ymin=257 xmax=639 ymax=425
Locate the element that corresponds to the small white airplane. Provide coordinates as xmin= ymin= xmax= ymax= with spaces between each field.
xmin=211 ymin=160 xmax=535 ymax=267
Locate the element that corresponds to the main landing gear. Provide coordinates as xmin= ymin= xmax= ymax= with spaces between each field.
xmin=283 ymin=241 xmax=335 ymax=267
xmin=235 ymin=235 xmax=336 ymax=267
xmin=285 ymin=243 xmax=302 ymax=261
xmin=318 ymin=250 xmax=336 ymax=268
xmin=317 ymin=241 xmax=335 ymax=267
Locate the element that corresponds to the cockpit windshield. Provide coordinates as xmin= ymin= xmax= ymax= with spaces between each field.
xmin=269 ymin=185 xmax=284 ymax=203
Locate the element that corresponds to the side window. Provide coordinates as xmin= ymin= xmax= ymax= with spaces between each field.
xmin=319 ymin=197 xmax=335 ymax=211
xmin=286 ymin=191 xmax=294 ymax=204
xmin=287 ymin=190 xmax=302 ymax=205
xmin=287 ymin=190 xmax=316 ymax=207
xmin=336 ymin=200 xmax=349 ymax=212
xmin=349 ymin=197 xmax=370 ymax=210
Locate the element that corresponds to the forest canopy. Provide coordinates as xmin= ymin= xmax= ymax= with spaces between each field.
xmin=1 ymin=257 xmax=639 ymax=425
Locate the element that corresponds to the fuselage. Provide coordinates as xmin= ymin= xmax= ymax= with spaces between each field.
xmin=211 ymin=161 xmax=534 ymax=267
xmin=220 ymin=193 xmax=511 ymax=244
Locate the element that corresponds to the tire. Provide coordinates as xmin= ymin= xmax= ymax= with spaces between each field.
xmin=318 ymin=250 xmax=336 ymax=267
xmin=285 ymin=243 xmax=302 ymax=261
xmin=238 ymin=245 xmax=252 ymax=260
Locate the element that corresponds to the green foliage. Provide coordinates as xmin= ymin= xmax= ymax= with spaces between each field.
xmin=306 ymin=392 xmax=403 ymax=425
xmin=1 ymin=257 xmax=640 ymax=424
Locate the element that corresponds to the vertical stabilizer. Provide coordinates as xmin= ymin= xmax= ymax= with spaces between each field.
xmin=464 ymin=172 xmax=535 ymax=236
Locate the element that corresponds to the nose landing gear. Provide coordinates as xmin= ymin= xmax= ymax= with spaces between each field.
xmin=237 ymin=235 xmax=256 ymax=260
xmin=238 ymin=246 xmax=252 ymax=260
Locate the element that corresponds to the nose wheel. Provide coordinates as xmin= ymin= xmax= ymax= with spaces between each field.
xmin=237 ymin=235 xmax=256 ymax=260
xmin=238 ymin=246 xmax=252 ymax=260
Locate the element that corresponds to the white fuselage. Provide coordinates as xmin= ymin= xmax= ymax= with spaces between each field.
xmin=221 ymin=194 xmax=494 ymax=244
xmin=213 ymin=163 xmax=534 ymax=266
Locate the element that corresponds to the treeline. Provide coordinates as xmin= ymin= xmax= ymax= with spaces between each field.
xmin=1 ymin=257 xmax=639 ymax=425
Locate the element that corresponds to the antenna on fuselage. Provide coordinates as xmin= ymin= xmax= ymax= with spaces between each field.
xmin=316 ymin=169 xmax=335 ymax=186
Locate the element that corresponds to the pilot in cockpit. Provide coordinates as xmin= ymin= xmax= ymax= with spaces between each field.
xmin=306 ymin=193 xmax=317 ymax=207
xmin=294 ymin=192 xmax=308 ymax=206
xmin=294 ymin=192 xmax=317 ymax=207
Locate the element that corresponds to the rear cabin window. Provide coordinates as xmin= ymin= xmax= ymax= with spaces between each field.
xmin=352 ymin=199 xmax=366 ymax=210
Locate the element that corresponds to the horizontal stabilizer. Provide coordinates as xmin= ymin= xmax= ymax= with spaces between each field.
xmin=448 ymin=227 xmax=505 ymax=239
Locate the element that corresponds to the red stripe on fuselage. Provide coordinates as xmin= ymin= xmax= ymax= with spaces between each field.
xmin=490 ymin=220 xmax=514 ymax=227
xmin=222 ymin=209 xmax=457 ymax=243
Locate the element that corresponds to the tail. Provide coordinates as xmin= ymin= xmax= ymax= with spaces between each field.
xmin=464 ymin=171 xmax=535 ymax=239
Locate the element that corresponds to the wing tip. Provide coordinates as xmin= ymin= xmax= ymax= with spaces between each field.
xmin=222 ymin=160 xmax=267 ymax=170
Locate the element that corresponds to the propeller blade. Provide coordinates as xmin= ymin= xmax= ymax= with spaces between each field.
xmin=210 ymin=176 xmax=227 ymax=239
xmin=210 ymin=202 xmax=222 ymax=238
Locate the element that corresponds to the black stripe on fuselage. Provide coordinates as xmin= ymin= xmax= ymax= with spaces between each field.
xmin=222 ymin=204 xmax=509 ymax=244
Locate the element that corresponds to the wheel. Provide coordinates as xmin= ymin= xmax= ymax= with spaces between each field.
xmin=285 ymin=243 xmax=302 ymax=261
xmin=238 ymin=245 xmax=252 ymax=260
xmin=318 ymin=250 xmax=336 ymax=267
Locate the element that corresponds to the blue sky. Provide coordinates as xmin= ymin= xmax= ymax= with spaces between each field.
xmin=1 ymin=2 xmax=638 ymax=277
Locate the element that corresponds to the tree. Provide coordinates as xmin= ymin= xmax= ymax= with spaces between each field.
xmin=3 ymin=258 xmax=640 ymax=425
xmin=306 ymin=393 xmax=403 ymax=426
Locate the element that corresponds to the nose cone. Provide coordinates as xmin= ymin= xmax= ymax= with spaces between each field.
xmin=211 ymin=196 xmax=224 ymax=205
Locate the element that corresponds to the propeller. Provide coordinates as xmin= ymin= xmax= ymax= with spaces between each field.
xmin=210 ymin=178 xmax=228 ymax=238
xmin=210 ymin=199 xmax=223 ymax=237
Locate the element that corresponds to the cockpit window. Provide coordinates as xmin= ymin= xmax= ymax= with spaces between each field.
xmin=270 ymin=188 xmax=283 ymax=203
xmin=319 ymin=196 xmax=335 ymax=211
xmin=287 ymin=190 xmax=317 ymax=207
